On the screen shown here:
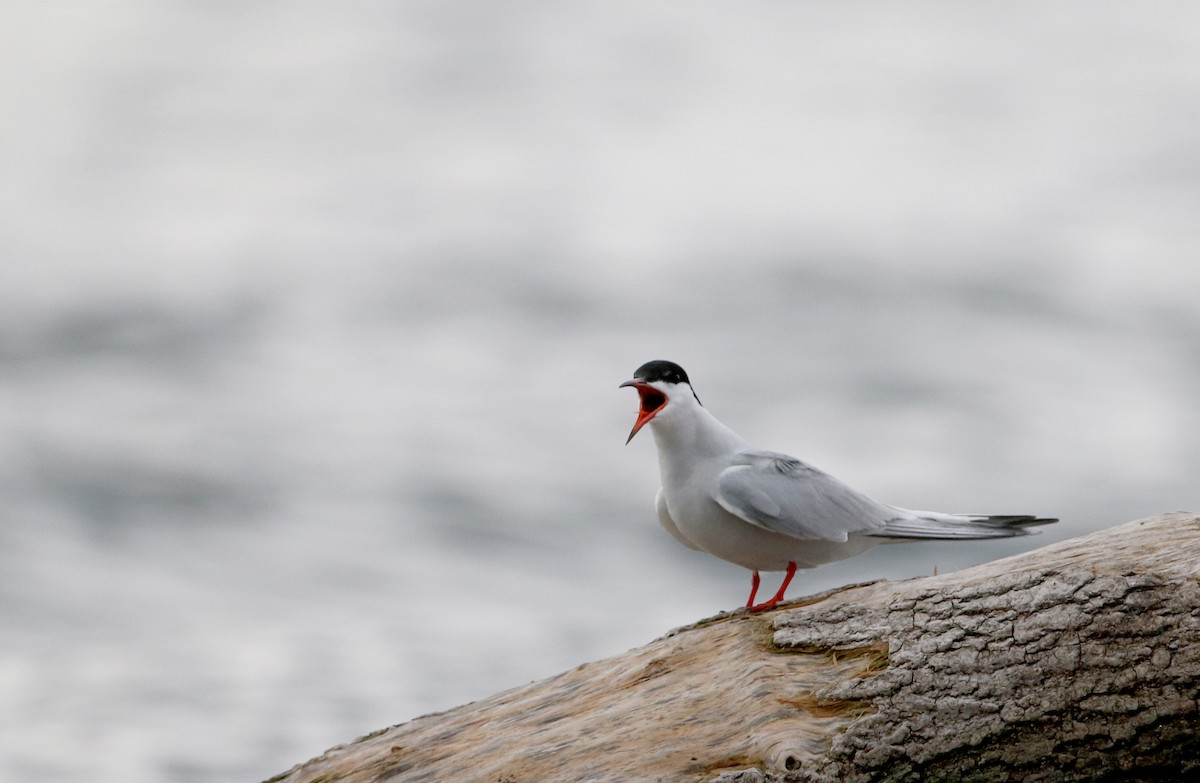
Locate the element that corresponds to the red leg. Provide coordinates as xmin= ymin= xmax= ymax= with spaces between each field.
xmin=749 ymin=562 xmax=797 ymax=613
xmin=745 ymin=570 xmax=761 ymax=608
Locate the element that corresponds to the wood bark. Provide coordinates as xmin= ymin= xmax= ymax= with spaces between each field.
xmin=267 ymin=512 xmax=1200 ymax=783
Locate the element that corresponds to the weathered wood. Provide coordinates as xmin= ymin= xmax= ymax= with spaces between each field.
xmin=267 ymin=512 xmax=1200 ymax=783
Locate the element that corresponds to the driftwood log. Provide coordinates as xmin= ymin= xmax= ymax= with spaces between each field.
xmin=268 ymin=512 xmax=1200 ymax=783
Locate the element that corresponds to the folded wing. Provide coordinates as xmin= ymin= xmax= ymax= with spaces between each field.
xmin=714 ymin=450 xmax=895 ymax=542
xmin=716 ymin=449 xmax=1056 ymax=543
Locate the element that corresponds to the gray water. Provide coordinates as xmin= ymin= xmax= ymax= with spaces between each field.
xmin=3 ymin=3 xmax=1200 ymax=782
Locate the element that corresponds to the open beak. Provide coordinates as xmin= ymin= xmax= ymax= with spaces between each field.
xmin=619 ymin=380 xmax=668 ymax=444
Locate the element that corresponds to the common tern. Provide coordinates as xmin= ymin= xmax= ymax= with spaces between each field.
xmin=621 ymin=360 xmax=1056 ymax=612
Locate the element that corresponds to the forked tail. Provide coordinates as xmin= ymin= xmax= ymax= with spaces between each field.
xmin=873 ymin=511 xmax=1057 ymax=540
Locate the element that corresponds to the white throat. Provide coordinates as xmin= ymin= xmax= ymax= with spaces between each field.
xmin=646 ymin=391 xmax=747 ymax=486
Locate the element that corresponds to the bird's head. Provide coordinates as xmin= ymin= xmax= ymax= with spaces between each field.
xmin=619 ymin=359 xmax=702 ymax=444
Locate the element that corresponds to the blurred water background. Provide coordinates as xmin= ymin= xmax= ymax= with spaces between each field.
xmin=3 ymin=2 xmax=1200 ymax=781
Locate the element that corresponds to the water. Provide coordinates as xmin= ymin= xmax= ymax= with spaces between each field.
xmin=3 ymin=3 xmax=1199 ymax=781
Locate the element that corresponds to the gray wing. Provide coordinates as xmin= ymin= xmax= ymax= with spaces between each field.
xmin=714 ymin=450 xmax=897 ymax=542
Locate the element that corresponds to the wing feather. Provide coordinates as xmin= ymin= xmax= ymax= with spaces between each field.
xmin=715 ymin=450 xmax=895 ymax=542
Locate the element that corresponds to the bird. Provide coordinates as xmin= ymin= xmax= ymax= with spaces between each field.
xmin=620 ymin=359 xmax=1056 ymax=612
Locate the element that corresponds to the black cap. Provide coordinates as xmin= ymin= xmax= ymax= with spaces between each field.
xmin=632 ymin=360 xmax=691 ymax=386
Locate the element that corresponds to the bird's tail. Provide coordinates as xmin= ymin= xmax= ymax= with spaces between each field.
xmin=873 ymin=509 xmax=1057 ymax=540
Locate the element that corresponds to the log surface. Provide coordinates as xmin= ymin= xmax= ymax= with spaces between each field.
xmin=268 ymin=512 xmax=1200 ymax=783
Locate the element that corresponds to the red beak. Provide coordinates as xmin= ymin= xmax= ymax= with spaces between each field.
xmin=619 ymin=380 xmax=668 ymax=444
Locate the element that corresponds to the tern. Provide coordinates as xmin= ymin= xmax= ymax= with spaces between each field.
xmin=620 ymin=360 xmax=1056 ymax=612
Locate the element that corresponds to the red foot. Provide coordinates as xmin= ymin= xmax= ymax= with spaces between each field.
xmin=744 ymin=570 xmax=762 ymax=608
xmin=748 ymin=562 xmax=797 ymax=613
